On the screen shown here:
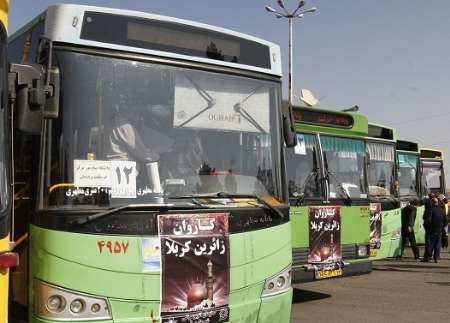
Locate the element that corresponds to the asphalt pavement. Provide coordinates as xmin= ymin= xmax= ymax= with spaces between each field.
xmin=291 ymin=247 xmax=450 ymax=322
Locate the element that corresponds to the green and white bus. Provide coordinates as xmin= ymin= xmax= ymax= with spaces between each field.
xmin=420 ymin=148 xmax=446 ymax=197
xmin=286 ymin=105 xmax=371 ymax=282
xmin=396 ymin=140 xmax=425 ymax=245
xmin=7 ymin=5 xmax=296 ymax=322
xmin=366 ymin=124 xmax=401 ymax=260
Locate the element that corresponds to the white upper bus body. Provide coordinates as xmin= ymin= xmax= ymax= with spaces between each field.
xmin=10 ymin=4 xmax=282 ymax=77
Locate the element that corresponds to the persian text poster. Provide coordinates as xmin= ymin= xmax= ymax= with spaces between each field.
xmin=369 ymin=203 xmax=382 ymax=249
xmin=308 ymin=206 xmax=342 ymax=265
xmin=159 ymin=213 xmax=230 ymax=323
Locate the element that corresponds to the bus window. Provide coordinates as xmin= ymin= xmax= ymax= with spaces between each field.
xmin=286 ymin=133 xmax=322 ymax=201
xmin=422 ymin=161 xmax=443 ymax=194
xmin=321 ymin=136 xmax=367 ymax=200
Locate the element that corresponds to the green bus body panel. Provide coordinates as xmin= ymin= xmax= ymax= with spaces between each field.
xmin=414 ymin=205 xmax=426 ymax=245
xmin=294 ymin=112 xmax=368 ymax=138
xmin=370 ymin=209 xmax=402 ymax=260
xmin=290 ymin=205 xmax=369 ymax=250
xmin=30 ymin=222 xmax=292 ymax=322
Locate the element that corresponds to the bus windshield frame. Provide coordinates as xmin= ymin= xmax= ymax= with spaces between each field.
xmin=366 ymin=141 xmax=397 ymax=201
xmin=39 ymin=48 xmax=285 ymax=211
xmin=421 ymin=160 xmax=445 ymax=195
xmin=0 ymin=20 xmax=10 ymax=239
xmin=397 ymin=152 xmax=420 ymax=198
xmin=286 ymin=132 xmax=368 ymax=204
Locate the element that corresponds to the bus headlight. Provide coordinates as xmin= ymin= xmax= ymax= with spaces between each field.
xmin=34 ymin=279 xmax=112 ymax=320
xmin=47 ymin=295 xmax=66 ymax=313
xmin=261 ymin=266 xmax=291 ymax=297
xmin=357 ymin=245 xmax=369 ymax=257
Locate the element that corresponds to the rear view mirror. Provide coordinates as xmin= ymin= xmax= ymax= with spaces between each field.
xmin=9 ymin=63 xmax=45 ymax=134
xmin=282 ymin=101 xmax=297 ymax=147
xmin=9 ymin=63 xmax=61 ymax=134
xmin=43 ymin=66 xmax=60 ymax=119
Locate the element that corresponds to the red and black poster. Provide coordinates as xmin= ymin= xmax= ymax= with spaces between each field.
xmin=159 ymin=213 xmax=230 ymax=323
xmin=369 ymin=203 xmax=382 ymax=249
xmin=308 ymin=206 xmax=343 ymax=279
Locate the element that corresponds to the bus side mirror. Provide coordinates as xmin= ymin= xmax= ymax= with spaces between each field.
xmin=282 ymin=101 xmax=297 ymax=147
xmin=9 ymin=63 xmax=45 ymax=134
xmin=43 ymin=66 xmax=60 ymax=119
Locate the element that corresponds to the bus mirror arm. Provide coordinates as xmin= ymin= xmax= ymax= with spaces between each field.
xmin=8 ymin=63 xmax=45 ymax=134
xmin=42 ymin=66 xmax=60 ymax=119
xmin=282 ymin=102 xmax=297 ymax=147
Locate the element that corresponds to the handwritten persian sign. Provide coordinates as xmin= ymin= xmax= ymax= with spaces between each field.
xmin=74 ymin=160 xmax=111 ymax=188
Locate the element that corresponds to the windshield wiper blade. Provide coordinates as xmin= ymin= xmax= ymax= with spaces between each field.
xmin=170 ymin=192 xmax=285 ymax=219
xmin=71 ymin=203 xmax=175 ymax=226
xmin=292 ymin=169 xmax=318 ymax=206
xmin=179 ymin=73 xmax=216 ymax=127
xmin=326 ymin=171 xmax=352 ymax=205
xmin=233 ymin=85 xmax=267 ymax=134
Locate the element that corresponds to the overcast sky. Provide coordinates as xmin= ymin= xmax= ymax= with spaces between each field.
xmin=10 ymin=0 xmax=450 ymax=173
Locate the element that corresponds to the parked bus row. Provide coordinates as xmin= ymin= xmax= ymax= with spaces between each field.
xmin=1 ymin=3 xmax=448 ymax=323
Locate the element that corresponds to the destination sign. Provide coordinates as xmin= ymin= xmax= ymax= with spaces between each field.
xmin=420 ymin=150 xmax=443 ymax=159
xmin=396 ymin=140 xmax=419 ymax=152
xmin=292 ymin=108 xmax=353 ymax=128
xmin=81 ymin=11 xmax=271 ymax=69
xmin=368 ymin=124 xmax=394 ymax=140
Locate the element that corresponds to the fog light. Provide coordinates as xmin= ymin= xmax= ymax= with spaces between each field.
xmin=47 ymin=295 xmax=66 ymax=313
xmin=91 ymin=303 xmax=101 ymax=313
xmin=276 ymin=276 xmax=286 ymax=288
xmin=70 ymin=299 xmax=85 ymax=314
xmin=357 ymin=245 xmax=368 ymax=257
xmin=262 ymin=266 xmax=291 ymax=297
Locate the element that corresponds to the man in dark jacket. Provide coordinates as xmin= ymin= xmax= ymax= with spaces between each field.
xmin=401 ymin=200 xmax=420 ymax=259
xmin=424 ymin=197 xmax=448 ymax=262
xmin=422 ymin=193 xmax=435 ymax=261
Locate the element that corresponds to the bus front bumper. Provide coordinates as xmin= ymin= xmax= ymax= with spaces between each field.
xmin=30 ymin=289 xmax=293 ymax=323
xmin=292 ymin=259 xmax=372 ymax=283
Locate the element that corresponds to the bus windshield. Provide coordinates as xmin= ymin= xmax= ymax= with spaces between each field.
xmin=367 ymin=142 xmax=396 ymax=199
xmin=42 ymin=51 xmax=283 ymax=209
xmin=422 ymin=160 xmax=444 ymax=194
xmin=398 ymin=152 xmax=419 ymax=197
xmin=286 ymin=133 xmax=322 ymax=200
xmin=321 ymin=136 xmax=367 ymax=200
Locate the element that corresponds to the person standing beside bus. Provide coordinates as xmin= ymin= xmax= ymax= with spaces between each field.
xmin=438 ymin=194 xmax=448 ymax=250
xmin=400 ymin=200 xmax=420 ymax=259
xmin=422 ymin=193 xmax=435 ymax=261
xmin=423 ymin=197 xmax=447 ymax=263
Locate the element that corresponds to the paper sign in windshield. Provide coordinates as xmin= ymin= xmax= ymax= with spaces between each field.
xmin=308 ymin=206 xmax=342 ymax=264
xmin=110 ymin=160 xmax=137 ymax=198
xmin=74 ymin=160 xmax=112 ymax=188
xmin=173 ymin=73 xmax=270 ymax=133
xmin=369 ymin=203 xmax=382 ymax=250
xmin=73 ymin=159 xmax=137 ymax=198
xmin=294 ymin=134 xmax=307 ymax=155
xmin=159 ymin=213 xmax=230 ymax=323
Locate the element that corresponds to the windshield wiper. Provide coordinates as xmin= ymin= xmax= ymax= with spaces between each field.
xmin=71 ymin=203 xmax=177 ymax=226
xmin=326 ymin=171 xmax=352 ymax=206
xmin=233 ymin=86 xmax=267 ymax=134
xmin=170 ymin=192 xmax=285 ymax=219
xmin=179 ymin=73 xmax=216 ymax=127
xmin=291 ymin=169 xmax=318 ymax=206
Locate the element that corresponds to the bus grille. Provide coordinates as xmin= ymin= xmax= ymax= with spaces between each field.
xmin=292 ymin=244 xmax=357 ymax=266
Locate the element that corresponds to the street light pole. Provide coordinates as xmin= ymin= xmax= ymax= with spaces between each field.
xmin=265 ymin=1 xmax=317 ymax=106
xmin=288 ymin=16 xmax=293 ymax=105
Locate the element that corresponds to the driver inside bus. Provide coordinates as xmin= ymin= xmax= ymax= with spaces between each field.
xmin=105 ymin=95 xmax=174 ymax=186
